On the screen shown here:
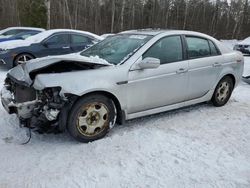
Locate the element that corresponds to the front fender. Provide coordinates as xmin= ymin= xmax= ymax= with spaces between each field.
xmin=32 ymin=67 xmax=128 ymax=109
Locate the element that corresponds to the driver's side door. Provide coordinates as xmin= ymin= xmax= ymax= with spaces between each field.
xmin=39 ymin=33 xmax=71 ymax=57
xmin=127 ymin=35 xmax=189 ymax=114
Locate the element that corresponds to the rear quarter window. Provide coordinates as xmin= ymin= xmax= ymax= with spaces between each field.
xmin=208 ymin=40 xmax=220 ymax=56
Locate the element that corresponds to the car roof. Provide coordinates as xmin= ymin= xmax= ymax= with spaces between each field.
xmin=25 ymin=29 xmax=103 ymax=43
xmin=0 ymin=27 xmax=45 ymax=32
xmin=120 ymin=29 xmax=170 ymax=36
xmin=120 ymin=29 xmax=214 ymax=38
xmin=119 ymin=29 xmax=222 ymax=45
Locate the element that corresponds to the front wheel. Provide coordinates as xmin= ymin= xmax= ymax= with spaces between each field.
xmin=14 ymin=53 xmax=34 ymax=67
xmin=67 ymin=94 xmax=116 ymax=143
xmin=211 ymin=76 xmax=234 ymax=107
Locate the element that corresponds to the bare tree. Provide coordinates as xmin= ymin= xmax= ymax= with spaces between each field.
xmin=0 ymin=0 xmax=250 ymax=39
xmin=45 ymin=0 xmax=50 ymax=29
xmin=64 ymin=0 xmax=73 ymax=29
xmin=120 ymin=0 xmax=126 ymax=31
xmin=111 ymin=0 xmax=115 ymax=32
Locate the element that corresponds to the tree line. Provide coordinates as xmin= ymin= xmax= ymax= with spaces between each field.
xmin=0 ymin=0 xmax=249 ymax=39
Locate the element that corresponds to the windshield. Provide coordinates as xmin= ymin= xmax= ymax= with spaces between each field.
xmin=1 ymin=29 xmax=22 ymax=36
xmin=80 ymin=34 xmax=152 ymax=65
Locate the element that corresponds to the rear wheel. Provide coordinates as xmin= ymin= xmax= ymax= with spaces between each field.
xmin=14 ymin=53 xmax=34 ymax=67
xmin=211 ymin=76 xmax=234 ymax=107
xmin=67 ymin=94 xmax=116 ymax=143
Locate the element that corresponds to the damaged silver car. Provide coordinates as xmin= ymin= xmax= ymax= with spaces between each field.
xmin=1 ymin=30 xmax=244 ymax=142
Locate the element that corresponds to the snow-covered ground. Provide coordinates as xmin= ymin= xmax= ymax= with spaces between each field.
xmin=220 ymin=39 xmax=239 ymax=50
xmin=0 ymin=58 xmax=250 ymax=187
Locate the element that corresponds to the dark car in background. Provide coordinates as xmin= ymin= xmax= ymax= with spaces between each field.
xmin=0 ymin=30 xmax=42 ymax=43
xmin=0 ymin=29 xmax=103 ymax=68
xmin=0 ymin=27 xmax=45 ymax=38
xmin=234 ymin=37 xmax=250 ymax=55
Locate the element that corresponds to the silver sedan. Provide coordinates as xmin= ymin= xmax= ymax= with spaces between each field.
xmin=1 ymin=30 xmax=244 ymax=142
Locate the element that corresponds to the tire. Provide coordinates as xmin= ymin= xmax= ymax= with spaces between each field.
xmin=13 ymin=53 xmax=34 ymax=67
xmin=211 ymin=76 xmax=234 ymax=107
xmin=67 ymin=94 xmax=116 ymax=143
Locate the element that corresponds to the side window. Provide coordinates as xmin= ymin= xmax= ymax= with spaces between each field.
xmin=208 ymin=40 xmax=220 ymax=56
xmin=71 ymin=34 xmax=90 ymax=44
xmin=143 ymin=36 xmax=183 ymax=64
xmin=186 ymin=37 xmax=210 ymax=58
xmin=46 ymin=34 xmax=69 ymax=45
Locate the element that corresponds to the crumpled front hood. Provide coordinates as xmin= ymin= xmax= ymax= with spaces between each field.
xmin=7 ymin=53 xmax=113 ymax=87
xmin=24 ymin=53 xmax=112 ymax=73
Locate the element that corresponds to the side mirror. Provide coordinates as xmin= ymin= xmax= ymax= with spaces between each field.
xmin=42 ymin=41 xmax=55 ymax=48
xmin=138 ymin=57 xmax=160 ymax=69
xmin=42 ymin=42 xmax=48 ymax=48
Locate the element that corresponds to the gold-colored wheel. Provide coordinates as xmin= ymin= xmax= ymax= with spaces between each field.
xmin=68 ymin=94 xmax=116 ymax=142
xmin=76 ymin=103 xmax=109 ymax=137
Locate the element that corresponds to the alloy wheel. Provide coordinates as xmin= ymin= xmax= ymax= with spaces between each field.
xmin=16 ymin=54 xmax=33 ymax=64
xmin=76 ymin=102 xmax=109 ymax=137
xmin=216 ymin=81 xmax=230 ymax=102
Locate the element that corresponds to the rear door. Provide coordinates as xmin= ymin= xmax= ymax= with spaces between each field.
xmin=40 ymin=33 xmax=71 ymax=56
xmin=185 ymin=36 xmax=223 ymax=100
xmin=70 ymin=34 xmax=94 ymax=52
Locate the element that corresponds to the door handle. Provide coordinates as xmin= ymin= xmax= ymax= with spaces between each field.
xmin=62 ymin=46 xmax=70 ymax=49
xmin=213 ymin=62 xmax=222 ymax=67
xmin=176 ymin=68 xmax=188 ymax=74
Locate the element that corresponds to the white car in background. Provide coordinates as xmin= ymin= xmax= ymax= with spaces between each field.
xmin=0 ymin=27 xmax=45 ymax=39
xmin=234 ymin=37 xmax=250 ymax=55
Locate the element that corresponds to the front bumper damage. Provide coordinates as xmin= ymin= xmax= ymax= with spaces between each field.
xmin=1 ymin=55 xmax=110 ymax=133
xmin=1 ymin=79 xmax=72 ymax=133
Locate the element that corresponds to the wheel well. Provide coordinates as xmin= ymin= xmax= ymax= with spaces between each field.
xmin=223 ymin=74 xmax=236 ymax=88
xmin=59 ymin=91 xmax=124 ymax=132
xmin=80 ymin=91 xmax=124 ymax=125
xmin=13 ymin=52 xmax=35 ymax=66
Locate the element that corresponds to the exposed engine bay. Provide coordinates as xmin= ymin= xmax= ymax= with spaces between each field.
xmin=2 ymin=77 xmax=71 ymax=133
